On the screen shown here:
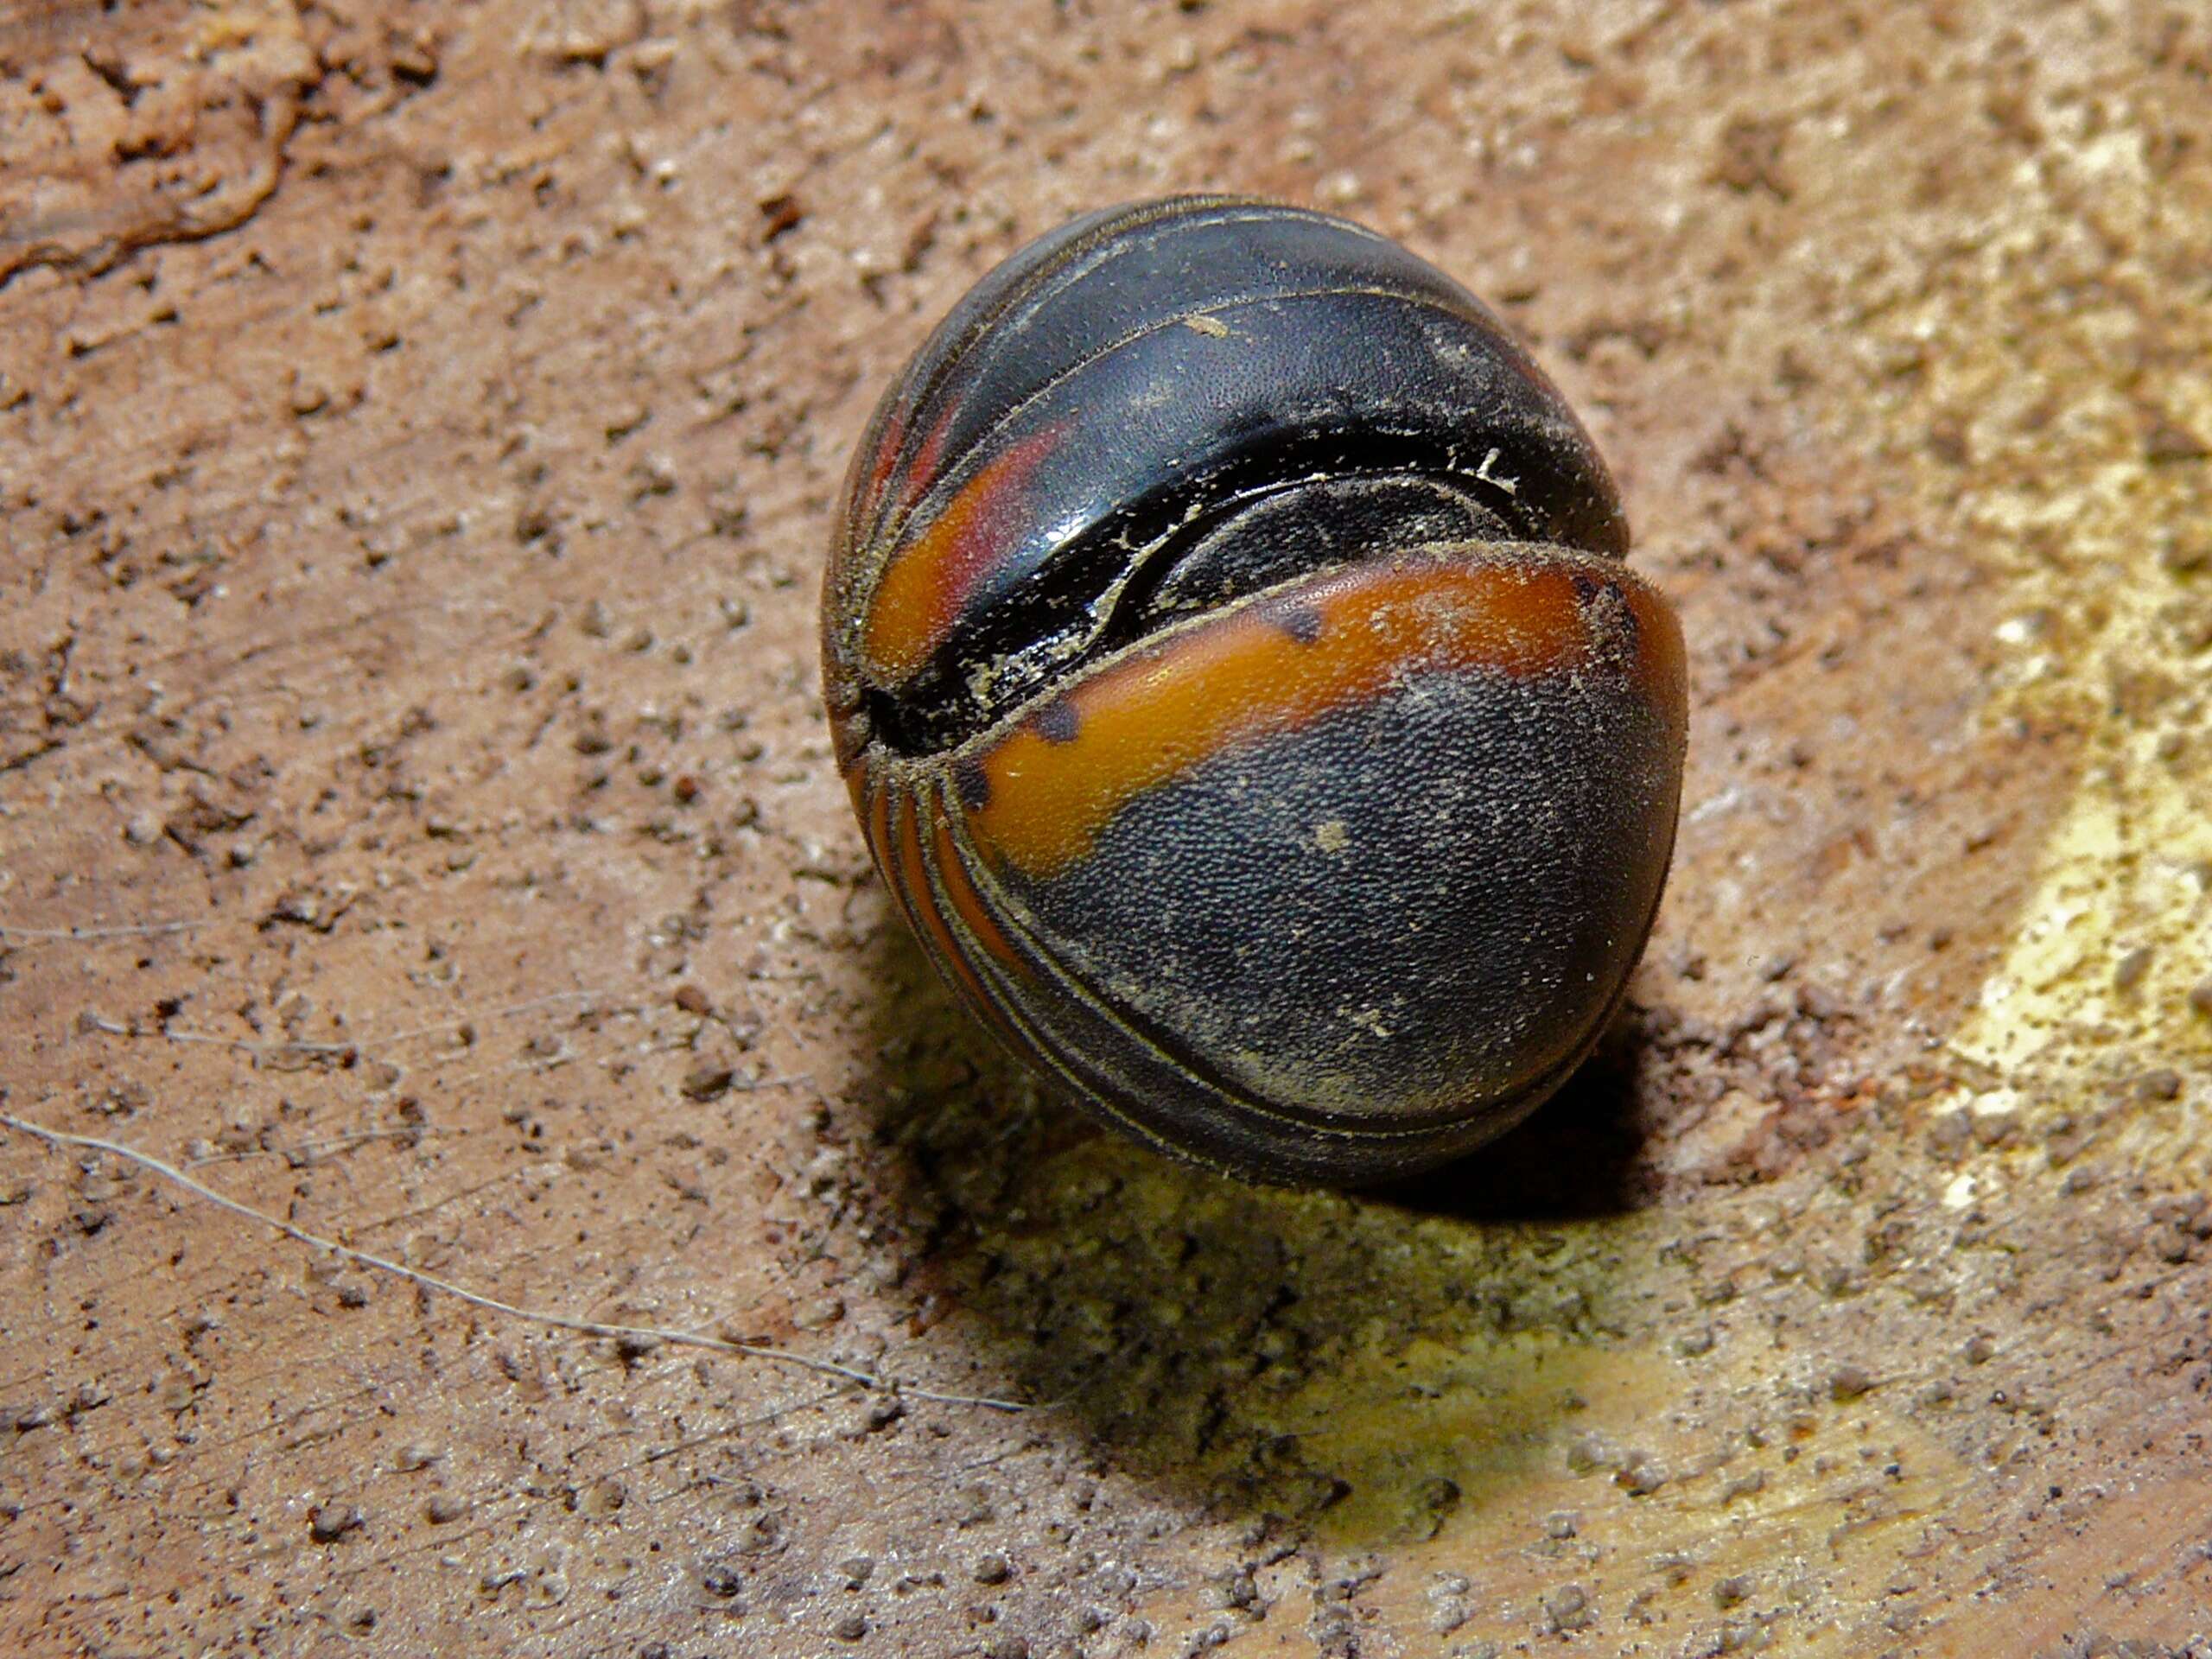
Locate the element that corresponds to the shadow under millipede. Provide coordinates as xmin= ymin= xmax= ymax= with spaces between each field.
xmin=855 ymin=916 xmax=1666 ymax=1544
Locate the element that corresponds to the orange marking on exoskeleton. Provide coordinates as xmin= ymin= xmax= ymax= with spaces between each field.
xmin=864 ymin=778 xmax=909 ymax=915
xmin=898 ymin=402 xmax=956 ymax=512
xmin=861 ymin=428 xmax=1059 ymax=680
xmin=1621 ymin=576 xmax=1689 ymax=713
xmin=930 ymin=808 xmax=1021 ymax=970
xmin=895 ymin=783 xmax=995 ymax=1010
xmin=851 ymin=401 xmax=910 ymax=549
xmin=964 ymin=550 xmax=1684 ymax=879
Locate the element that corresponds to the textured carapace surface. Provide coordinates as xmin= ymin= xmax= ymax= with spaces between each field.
xmin=825 ymin=198 xmax=1685 ymax=1182
xmin=822 ymin=196 xmax=1630 ymax=760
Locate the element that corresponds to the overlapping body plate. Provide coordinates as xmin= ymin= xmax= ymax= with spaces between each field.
xmin=823 ymin=197 xmax=1686 ymax=1185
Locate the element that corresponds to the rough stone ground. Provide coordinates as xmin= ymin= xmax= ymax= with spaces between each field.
xmin=3 ymin=1 xmax=2210 ymax=1655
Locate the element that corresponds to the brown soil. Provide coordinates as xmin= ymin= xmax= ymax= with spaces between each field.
xmin=3 ymin=3 xmax=2210 ymax=1655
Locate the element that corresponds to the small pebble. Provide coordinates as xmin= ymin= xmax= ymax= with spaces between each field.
xmin=681 ymin=1064 xmax=734 ymax=1101
xmin=2134 ymin=1069 xmax=2183 ymax=1103
xmin=2112 ymin=945 xmax=2154 ymax=993
xmin=1616 ymin=1455 xmax=1666 ymax=1496
xmin=1542 ymin=1583 xmax=1592 ymax=1633
xmin=308 ymin=1503 xmax=364 ymax=1543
